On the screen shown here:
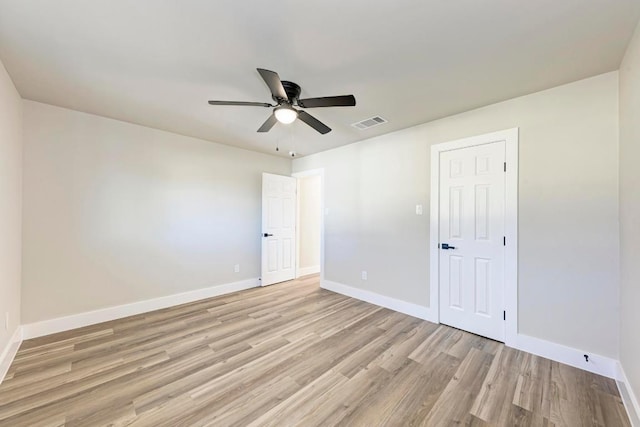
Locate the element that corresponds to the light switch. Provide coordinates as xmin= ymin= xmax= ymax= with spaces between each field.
xmin=416 ymin=204 xmax=423 ymax=215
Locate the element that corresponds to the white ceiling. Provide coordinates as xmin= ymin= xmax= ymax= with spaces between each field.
xmin=0 ymin=1 xmax=638 ymax=158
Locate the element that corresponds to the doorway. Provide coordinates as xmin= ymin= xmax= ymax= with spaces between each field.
xmin=261 ymin=173 xmax=297 ymax=286
xmin=293 ymin=169 xmax=324 ymax=280
xmin=429 ymin=129 xmax=518 ymax=344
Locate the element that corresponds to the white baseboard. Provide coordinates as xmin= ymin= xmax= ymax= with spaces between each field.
xmin=297 ymin=265 xmax=320 ymax=277
xmin=321 ymin=280 xmax=438 ymax=322
xmin=22 ymin=278 xmax=259 ymax=340
xmin=510 ymin=333 xmax=618 ymax=379
xmin=617 ymin=363 xmax=640 ymax=427
xmin=0 ymin=326 xmax=23 ymax=384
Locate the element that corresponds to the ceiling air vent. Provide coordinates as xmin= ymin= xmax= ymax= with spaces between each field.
xmin=351 ymin=116 xmax=387 ymax=130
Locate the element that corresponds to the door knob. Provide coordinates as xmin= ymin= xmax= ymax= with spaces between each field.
xmin=440 ymin=243 xmax=456 ymax=250
xmin=263 ymin=233 xmax=273 ymax=237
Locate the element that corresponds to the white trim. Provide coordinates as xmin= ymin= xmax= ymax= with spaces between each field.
xmin=429 ymin=143 xmax=440 ymax=318
xmin=504 ymin=129 xmax=519 ymax=343
xmin=617 ymin=363 xmax=640 ymax=426
xmin=429 ymin=145 xmax=440 ymax=323
xmin=512 ymin=333 xmax=617 ymax=379
xmin=22 ymin=278 xmax=259 ymax=339
xmin=292 ymin=168 xmax=325 ymax=282
xmin=0 ymin=326 xmax=23 ymax=384
xmin=429 ymin=128 xmax=519 ymax=345
xmin=322 ymin=280 xmax=438 ymax=322
xmin=297 ymin=265 xmax=321 ymax=277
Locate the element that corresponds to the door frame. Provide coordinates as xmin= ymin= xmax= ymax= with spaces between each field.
xmin=292 ymin=168 xmax=325 ymax=281
xmin=429 ymin=128 xmax=518 ymax=345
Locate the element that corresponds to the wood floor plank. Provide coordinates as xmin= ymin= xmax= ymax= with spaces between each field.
xmin=246 ymin=369 xmax=349 ymax=427
xmin=549 ymin=361 xmax=630 ymax=426
xmin=385 ymin=351 xmax=463 ymax=426
xmin=372 ymin=320 xmax=439 ymax=373
xmin=333 ymin=312 xmax=418 ymax=378
xmin=420 ymin=347 xmax=495 ymax=426
xmin=297 ymin=365 xmax=395 ymax=426
xmin=470 ymin=346 xmax=524 ymax=422
xmin=0 ymin=351 xmax=170 ymax=421
xmin=512 ymin=352 xmax=553 ymax=417
xmin=0 ymin=274 xmax=631 ymax=426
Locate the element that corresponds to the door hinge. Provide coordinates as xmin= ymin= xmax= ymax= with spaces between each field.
xmin=504 ymin=162 xmax=506 ymax=172
xmin=503 ymin=311 xmax=506 ymax=321
xmin=503 ymin=236 xmax=506 ymax=246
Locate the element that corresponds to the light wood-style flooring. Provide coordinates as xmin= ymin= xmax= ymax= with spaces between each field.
xmin=0 ymin=275 xmax=630 ymax=426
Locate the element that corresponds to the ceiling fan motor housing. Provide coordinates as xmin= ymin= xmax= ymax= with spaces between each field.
xmin=279 ymin=81 xmax=301 ymax=103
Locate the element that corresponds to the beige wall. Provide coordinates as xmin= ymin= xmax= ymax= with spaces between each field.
xmin=21 ymin=101 xmax=290 ymax=323
xmin=0 ymin=60 xmax=22 ymax=352
xmin=293 ymin=72 xmax=620 ymax=357
xmin=298 ymin=175 xmax=321 ymax=271
xmin=619 ymin=19 xmax=640 ymax=408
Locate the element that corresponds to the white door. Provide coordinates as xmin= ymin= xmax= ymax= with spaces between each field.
xmin=261 ymin=173 xmax=296 ymax=286
xmin=439 ymin=141 xmax=506 ymax=341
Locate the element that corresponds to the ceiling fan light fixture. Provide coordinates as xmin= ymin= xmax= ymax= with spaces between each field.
xmin=274 ymin=106 xmax=297 ymax=124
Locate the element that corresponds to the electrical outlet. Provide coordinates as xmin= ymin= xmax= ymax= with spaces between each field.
xmin=234 ymin=264 xmax=240 ymax=273
xmin=361 ymin=271 xmax=368 ymax=280
xmin=4 ymin=312 xmax=8 ymax=331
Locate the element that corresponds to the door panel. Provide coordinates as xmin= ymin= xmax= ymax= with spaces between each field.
xmin=262 ymin=173 xmax=296 ymax=286
xmin=439 ymin=141 xmax=506 ymax=341
xmin=282 ymin=238 xmax=293 ymax=269
xmin=449 ymin=255 xmax=463 ymax=309
xmin=267 ymin=240 xmax=278 ymax=272
xmin=475 ymin=257 xmax=491 ymax=316
xmin=475 ymin=185 xmax=490 ymax=240
xmin=449 ymin=187 xmax=463 ymax=238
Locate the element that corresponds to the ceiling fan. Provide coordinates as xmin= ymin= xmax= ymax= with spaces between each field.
xmin=208 ymin=68 xmax=356 ymax=135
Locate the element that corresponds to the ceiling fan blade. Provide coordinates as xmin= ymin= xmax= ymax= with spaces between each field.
xmin=297 ymin=111 xmax=331 ymax=134
xmin=257 ymin=68 xmax=289 ymax=101
xmin=297 ymin=95 xmax=356 ymax=108
xmin=257 ymin=113 xmax=278 ymax=133
xmin=208 ymin=100 xmax=273 ymax=107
